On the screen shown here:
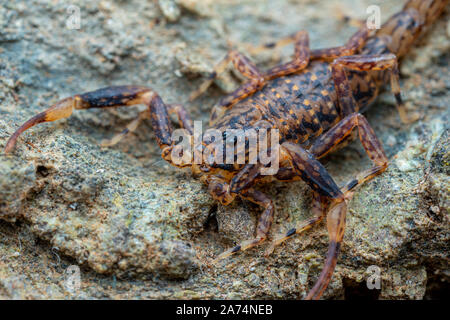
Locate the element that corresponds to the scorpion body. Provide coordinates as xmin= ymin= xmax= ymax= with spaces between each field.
xmin=4 ymin=0 xmax=448 ymax=299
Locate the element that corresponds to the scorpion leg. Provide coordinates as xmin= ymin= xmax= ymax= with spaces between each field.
xmin=287 ymin=112 xmax=387 ymax=299
xmin=191 ymin=31 xmax=309 ymax=111
xmin=205 ymin=175 xmax=272 ymax=260
xmin=264 ymin=30 xmax=310 ymax=80
xmin=266 ymin=191 xmax=329 ymax=255
xmin=214 ymin=51 xmax=266 ymax=110
xmin=4 ymin=86 xmax=180 ymax=158
xmin=331 ymin=53 xmax=417 ymax=123
xmin=236 ymin=19 xmax=367 ymax=61
xmin=279 ymin=142 xmax=347 ymax=300
xmin=213 ymin=187 xmax=275 ymax=262
xmin=219 ymin=141 xmax=349 ymax=298
xmin=311 ymin=25 xmax=370 ymax=61
xmin=100 ymin=110 xmax=150 ymax=147
xmin=309 ymin=112 xmax=388 ymax=195
xmin=189 ymin=49 xmax=264 ymax=103
xmin=281 ymin=142 xmax=344 ymax=200
xmin=101 ymin=103 xmax=193 ymax=147
xmin=166 ymin=103 xmax=194 ymax=134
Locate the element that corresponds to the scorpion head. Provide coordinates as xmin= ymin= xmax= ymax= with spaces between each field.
xmin=161 ymin=128 xmax=253 ymax=179
xmin=161 ymin=138 xmax=216 ymax=177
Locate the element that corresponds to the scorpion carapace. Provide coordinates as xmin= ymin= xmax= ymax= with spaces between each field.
xmin=4 ymin=0 xmax=448 ymax=299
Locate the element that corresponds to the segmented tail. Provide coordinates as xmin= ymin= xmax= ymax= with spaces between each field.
xmin=376 ymin=0 xmax=448 ymax=58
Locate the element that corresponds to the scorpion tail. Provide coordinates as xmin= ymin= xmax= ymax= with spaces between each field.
xmin=4 ymin=97 xmax=75 ymax=154
xmin=305 ymin=200 xmax=347 ymax=300
xmin=376 ymin=0 xmax=448 ymax=58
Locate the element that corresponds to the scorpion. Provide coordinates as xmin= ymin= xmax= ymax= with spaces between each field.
xmin=4 ymin=0 xmax=448 ymax=299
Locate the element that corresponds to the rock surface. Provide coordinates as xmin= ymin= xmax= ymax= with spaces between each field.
xmin=0 ymin=0 xmax=448 ymax=299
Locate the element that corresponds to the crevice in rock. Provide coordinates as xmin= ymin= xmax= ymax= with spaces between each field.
xmin=203 ymin=203 xmax=218 ymax=233
xmin=35 ymin=164 xmax=50 ymax=177
xmin=343 ymin=278 xmax=381 ymax=300
xmin=424 ymin=270 xmax=450 ymax=300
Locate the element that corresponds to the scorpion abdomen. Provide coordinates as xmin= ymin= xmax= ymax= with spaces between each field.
xmin=215 ymin=61 xmax=343 ymax=146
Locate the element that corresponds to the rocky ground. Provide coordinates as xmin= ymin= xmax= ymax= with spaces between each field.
xmin=0 ymin=0 xmax=448 ymax=299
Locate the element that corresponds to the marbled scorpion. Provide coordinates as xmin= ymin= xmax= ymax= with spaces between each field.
xmin=5 ymin=0 xmax=448 ymax=299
